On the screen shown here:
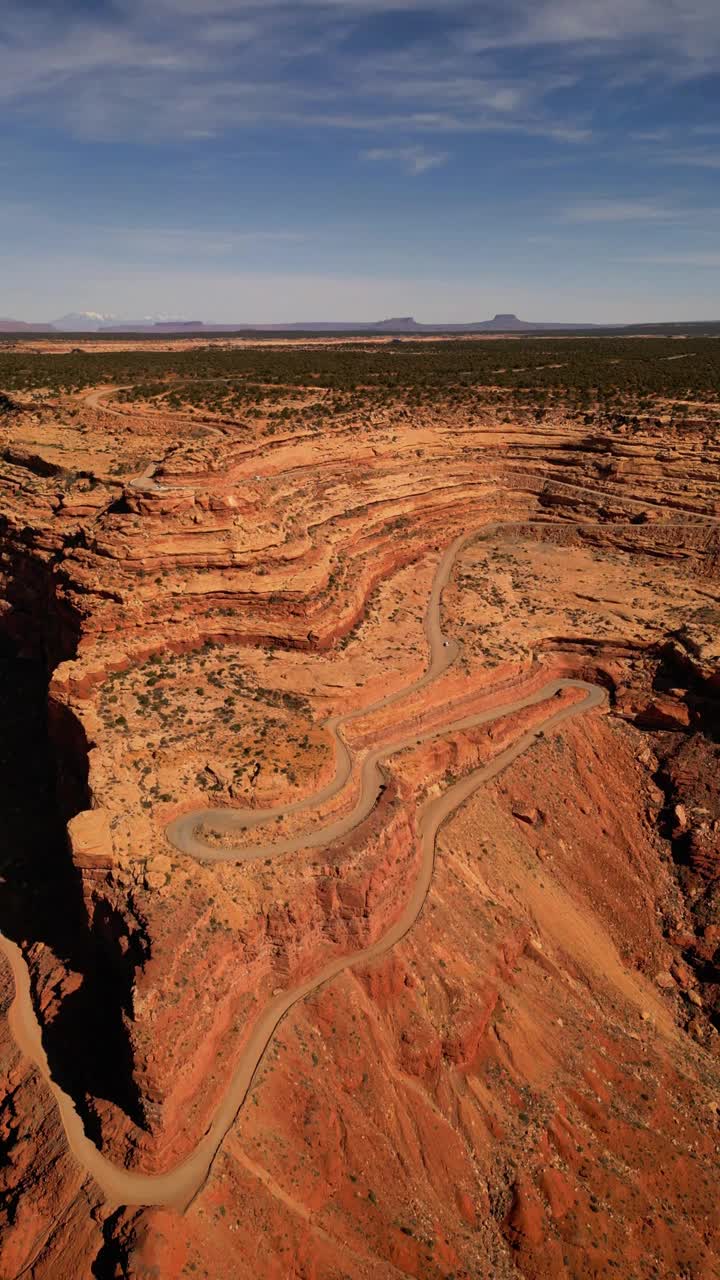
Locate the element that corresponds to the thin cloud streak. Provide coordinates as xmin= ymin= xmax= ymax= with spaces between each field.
xmin=563 ymin=199 xmax=684 ymax=223
xmin=362 ymin=145 xmax=448 ymax=174
xmin=623 ymin=252 xmax=720 ymax=267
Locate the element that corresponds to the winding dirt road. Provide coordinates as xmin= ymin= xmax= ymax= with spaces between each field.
xmin=0 ymin=528 xmax=605 ymax=1212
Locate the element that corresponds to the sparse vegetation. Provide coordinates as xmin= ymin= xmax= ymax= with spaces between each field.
xmin=2 ymin=335 xmax=719 ymax=414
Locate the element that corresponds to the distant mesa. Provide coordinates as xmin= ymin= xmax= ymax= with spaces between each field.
xmin=373 ymin=317 xmax=421 ymax=331
xmin=0 ymin=318 xmax=55 ymax=332
xmin=235 ymin=313 xmax=601 ymax=334
xmin=487 ymin=313 xmax=532 ymax=330
xmin=104 ymin=320 xmax=205 ymax=332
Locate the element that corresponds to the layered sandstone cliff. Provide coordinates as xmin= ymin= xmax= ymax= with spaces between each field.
xmin=0 ymin=377 xmax=718 ymax=1277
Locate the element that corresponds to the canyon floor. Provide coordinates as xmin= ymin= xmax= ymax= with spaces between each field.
xmin=0 ymin=336 xmax=718 ymax=1279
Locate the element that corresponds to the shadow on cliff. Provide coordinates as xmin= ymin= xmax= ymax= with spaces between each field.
xmin=0 ymin=637 xmax=145 ymax=1137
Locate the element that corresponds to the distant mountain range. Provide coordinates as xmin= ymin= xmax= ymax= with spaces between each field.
xmin=0 ymin=311 xmax=603 ymax=334
xmin=0 ymin=311 xmax=716 ymax=336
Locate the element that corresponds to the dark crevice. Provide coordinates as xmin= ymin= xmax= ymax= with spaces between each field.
xmin=647 ymin=673 xmax=720 ymax=1037
xmin=0 ymin=623 xmax=146 ymax=1136
xmin=91 ymin=1206 xmax=137 ymax=1279
xmin=653 ymin=642 xmax=720 ymax=742
xmin=105 ymin=495 xmax=131 ymax=515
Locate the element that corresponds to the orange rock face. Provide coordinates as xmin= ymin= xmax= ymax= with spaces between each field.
xmin=0 ymin=349 xmax=718 ymax=1278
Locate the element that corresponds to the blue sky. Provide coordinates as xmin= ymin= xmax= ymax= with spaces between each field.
xmin=2 ymin=0 xmax=720 ymax=322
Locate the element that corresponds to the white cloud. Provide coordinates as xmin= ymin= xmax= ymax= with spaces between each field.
xmin=362 ymin=145 xmax=448 ymax=174
xmin=0 ymin=0 xmax=676 ymax=144
xmin=466 ymin=0 xmax=720 ymax=68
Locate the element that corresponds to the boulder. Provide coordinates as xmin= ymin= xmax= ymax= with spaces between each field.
xmin=66 ymin=808 xmax=114 ymax=870
xmin=512 ymin=805 xmax=542 ymax=826
xmin=633 ymin=695 xmax=691 ymax=731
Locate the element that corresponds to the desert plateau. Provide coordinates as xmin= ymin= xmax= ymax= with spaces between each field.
xmin=0 ymin=333 xmax=718 ymax=1279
